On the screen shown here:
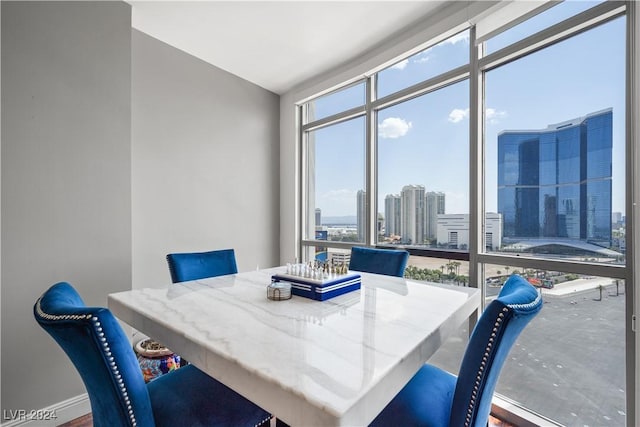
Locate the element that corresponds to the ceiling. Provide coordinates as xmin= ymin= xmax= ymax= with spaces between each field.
xmin=128 ymin=1 xmax=446 ymax=94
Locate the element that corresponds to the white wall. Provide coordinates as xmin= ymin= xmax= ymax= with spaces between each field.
xmin=1 ymin=0 xmax=132 ymax=413
xmin=132 ymin=30 xmax=280 ymax=288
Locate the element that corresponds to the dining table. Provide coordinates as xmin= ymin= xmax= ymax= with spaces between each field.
xmin=108 ymin=266 xmax=480 ymax=426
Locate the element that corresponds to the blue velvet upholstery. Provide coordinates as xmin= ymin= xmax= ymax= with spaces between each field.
xmin=166 ymin=248 xmax=238 ymax=283
xmin=348 ymin=246 xmax=409 ymax=277
xmin=34 ymin=282 xmax=272 ymax=427
xmin=370 ymin=274 xmax=542 ymax=427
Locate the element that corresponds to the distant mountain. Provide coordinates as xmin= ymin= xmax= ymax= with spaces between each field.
xmin=322 ymin=215 xmax=357 ymax=225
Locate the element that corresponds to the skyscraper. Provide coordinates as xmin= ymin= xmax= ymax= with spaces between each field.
xmin=498 ymin=109 xmax=612 ymax=247
xmin=401 ymin=185 xmax=425 ymax=245
xmin=425 ymin=191 xmax=445 ymax=241
xmin=384 ymin=194 xmax=401 ymax=237
xmin=357 ymin=190 xmax=366 ymax=242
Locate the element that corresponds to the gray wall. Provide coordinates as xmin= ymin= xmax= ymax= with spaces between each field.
xmin=1 ymin=5 xmax=281 ymax=415
xmin=132 ymin=30 xmax=280 ymax=288
xmin=1 ymin=0 xmax=280 ymax=416
xmin=1 ymin=1 xmax=132 ymax=413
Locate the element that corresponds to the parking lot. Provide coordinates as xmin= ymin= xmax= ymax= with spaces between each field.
xmin=428 ymin=279 xmax=626 ymax=427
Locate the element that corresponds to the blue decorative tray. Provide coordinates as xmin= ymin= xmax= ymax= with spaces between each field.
xmin=271 ymin=272 xmax=361 ymax=301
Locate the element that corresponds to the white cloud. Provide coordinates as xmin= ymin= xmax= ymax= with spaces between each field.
xmin=392 ymin=32 xmax=468 ymax=72
xmin=378 ymin=117 xmax=412 ymax=139
xmin=486 ymin=108 xmax=508 ymax=124
xmin=413 ymin=52 xmax=430 ymax=64
xmin=448 ymin=108 xmax=469 ymax=123
xmin=447 ymin=107 xmax=507 ymax=124
xmin=391 ymin=59 xmax=409 ymax=70
xmin=445 ymin=31 xmax=470 ymax=45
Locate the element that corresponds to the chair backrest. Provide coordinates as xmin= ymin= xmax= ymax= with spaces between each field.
xmin=166 ymin=248 xmax=238 ymax=283
xmin=34 ymin=282 xmax=155 ymax=427
xmin=348 ymin=246 xmax=409 ymax=277
xmin=450 ymin=274 xmax=542 ymax=427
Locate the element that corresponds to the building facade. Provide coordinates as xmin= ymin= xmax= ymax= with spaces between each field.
xmin=498 ymin=109 xmax=613 ymax=248
xmin=400 ymin=185 xmax=425 ymax=245
xmin=436 ymin=213 xmax=502 ymax=250
xmin=425 ymin=191 xmax=445 ymax=241
xmin=384 ymin=194 xmax=401 ymax=237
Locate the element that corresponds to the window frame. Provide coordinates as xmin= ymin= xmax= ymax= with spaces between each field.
xmin=475 ymin=1 xmax=627 ymax=281
xmin=299 ymin=33 xmax=472 ymax=263
xmin=295 ymin=1 xmax=636 ymax=425
xmin=475 ymin=6 xmax=632 ymax=423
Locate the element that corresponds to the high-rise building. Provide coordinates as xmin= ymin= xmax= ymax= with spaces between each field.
xmin=315 ymin=208 xmax=321 ymax=229
xmin=401 ymin=185 xmax=425 ymax=245
xmin=425 ymin=191 xmax=445 ymax=240
xmin=357 ymin=190 xmax=366 ymax=242
xmin=436 ymin=213 xmax=503 ymax=250
xmin=384 ymin=194 xmax=401 ymax=237
xmin=498 ymin=109 xmax=612 ymax=247
xmin=612 ymin=211 xmax=623 ymax=224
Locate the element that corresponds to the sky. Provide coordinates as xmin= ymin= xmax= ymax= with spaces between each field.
xmin=310 ymin=1 xmax=625 ymax=220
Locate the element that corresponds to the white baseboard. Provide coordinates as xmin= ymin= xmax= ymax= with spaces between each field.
xmin=1 ymin=394 xmax=90 ymax=427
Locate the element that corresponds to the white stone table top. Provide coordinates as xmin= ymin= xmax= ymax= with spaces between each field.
xmin=108 ymin=267 xmax=480 ymax=426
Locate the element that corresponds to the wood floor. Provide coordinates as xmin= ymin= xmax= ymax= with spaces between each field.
xmin=58 ymin=413 xmax=92 ymax=427
xmin=59 ymin=413 xmax=513 ymax=426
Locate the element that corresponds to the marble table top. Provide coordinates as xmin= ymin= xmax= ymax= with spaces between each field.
xmin=108 ymin=267 xmax=480 ymax=426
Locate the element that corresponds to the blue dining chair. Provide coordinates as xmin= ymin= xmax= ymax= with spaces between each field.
xmin=34 ymin=282 xmax=272 ymax=427
xmin=166 ymin=248 xmax=238 ymax=283
xmin=370 ymin=274 xmax=542 ymax=427
xmin=348 ymin=246 xmax=409 ymax=277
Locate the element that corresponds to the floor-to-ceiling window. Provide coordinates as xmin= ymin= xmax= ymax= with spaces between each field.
xmin=478 ymin=2 xmax=628 ymax=424
xmin=298 ymin=2 xmax=632 ymax=425
xmin=300 ymin=29 xmax=473 ymax=270
xmin=301 ymin=82 xmax=367 ymax=263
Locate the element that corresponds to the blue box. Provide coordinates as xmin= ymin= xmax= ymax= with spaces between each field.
xmin=271 ymin=272 xmax=361 ymax=301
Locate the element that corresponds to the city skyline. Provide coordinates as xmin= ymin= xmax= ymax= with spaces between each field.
xmin=305 ymin=4 xmax=629 ymax=427
xmin=310 ymin=10 xmax=625 ymax=222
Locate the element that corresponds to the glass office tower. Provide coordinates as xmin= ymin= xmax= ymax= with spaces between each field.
xmin=498 ymin=109 xmax=612 ymax=248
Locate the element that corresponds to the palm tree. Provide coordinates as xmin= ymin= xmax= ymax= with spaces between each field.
xmin=446 ymin=261 xmax=456 ymax=276
xmin=452 ymin=261 xmax=461 ymax=276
